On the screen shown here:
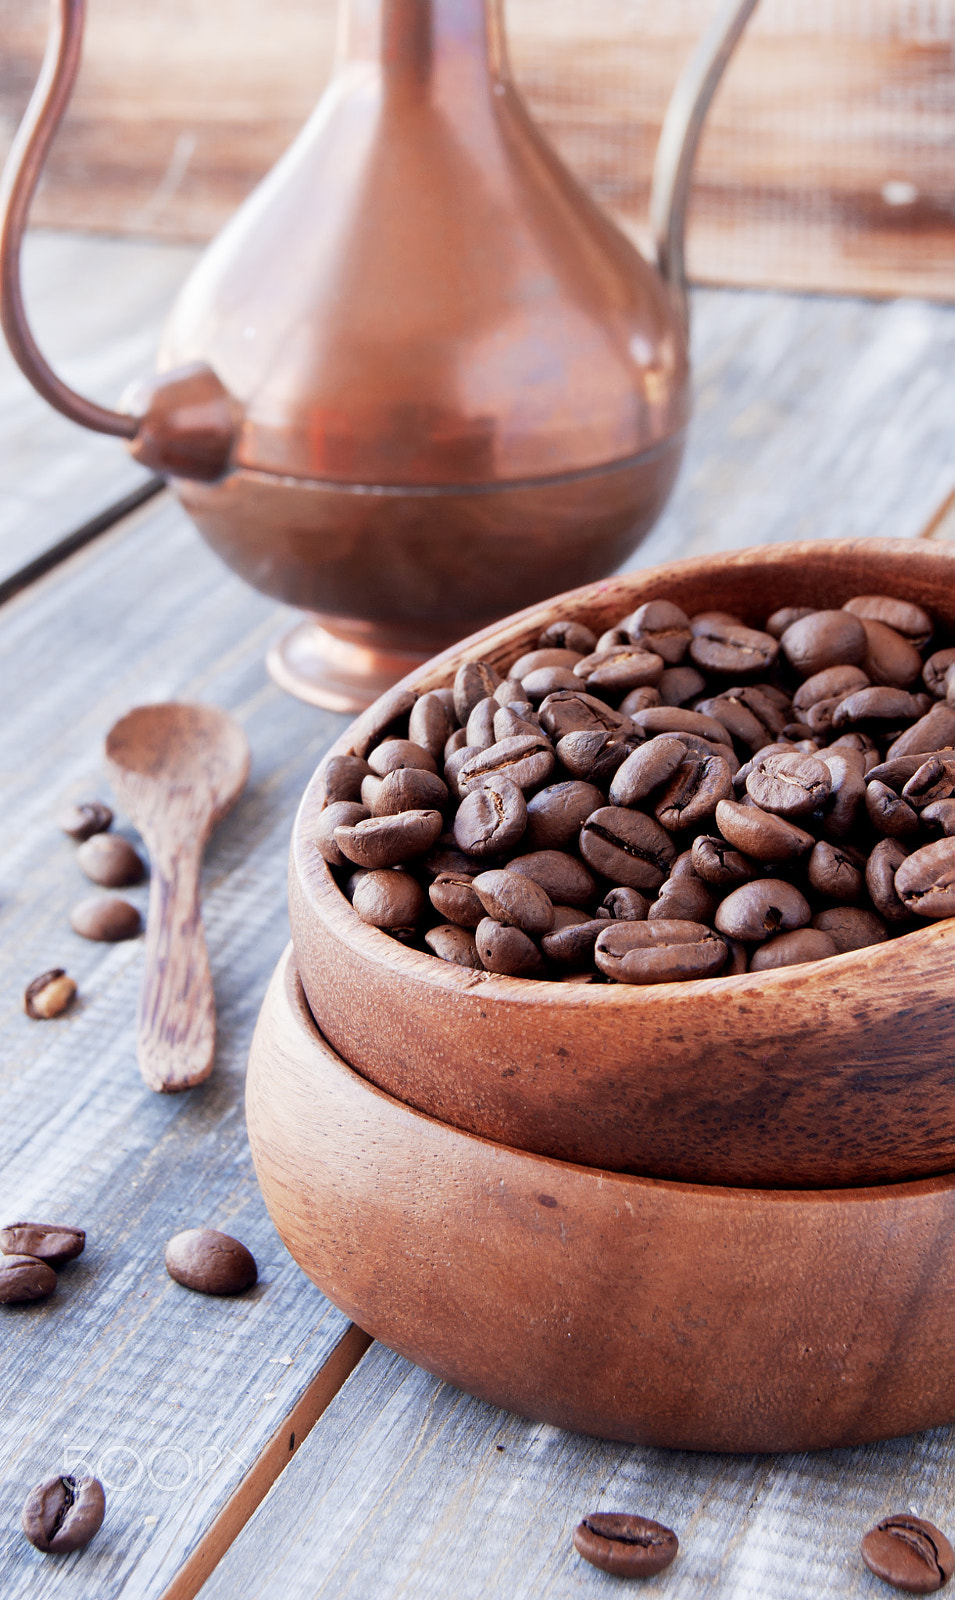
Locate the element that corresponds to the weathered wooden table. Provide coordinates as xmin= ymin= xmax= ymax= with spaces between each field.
xmin=1 ymin=232 xmax=954 ymax=1599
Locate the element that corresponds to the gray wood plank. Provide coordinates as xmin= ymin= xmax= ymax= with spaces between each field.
xmin=199 ymin=1341 xmax=955 ymax=1600
xmin=630 ymin=289 xmax=955 ymax=572
xmin=0 ymin=492 xmax=360 ymax=1599
xmin=0 ymin=229 xmax=199 ymax=589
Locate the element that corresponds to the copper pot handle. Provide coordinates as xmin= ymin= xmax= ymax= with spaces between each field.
xmin=651 ymin=0 xmax=760 ymax=332
xmin=0 ymin=0 xmax=236 ymax=480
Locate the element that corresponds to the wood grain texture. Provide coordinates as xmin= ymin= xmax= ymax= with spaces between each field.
xmin=1 ymin=1 xmax=953 ymax=298
xmin=105 ymin=705 xmax=251 ymax=1092
xmin=249 ymin=946 xmax=955 ymax=1452
xmin=0 ymin=230 xmax=199 ymax=589
xmin=0 ymin=495 xmax=360 ymax=1598
xmin=200 ymin=1339 xmax=955 ymax=1600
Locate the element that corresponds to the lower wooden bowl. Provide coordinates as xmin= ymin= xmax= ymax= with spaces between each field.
xmin=248 ymin=945 xmax=955 ymax=1454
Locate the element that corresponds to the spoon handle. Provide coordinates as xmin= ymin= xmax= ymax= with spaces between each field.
xmin=138 ymin=843 xmax=215 ymax=1092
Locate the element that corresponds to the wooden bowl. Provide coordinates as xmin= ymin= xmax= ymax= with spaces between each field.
xmin=289 ymin=538 xmax=955 ymax=1189
xmin=248 ymin=946 xmax=955 ymax=1454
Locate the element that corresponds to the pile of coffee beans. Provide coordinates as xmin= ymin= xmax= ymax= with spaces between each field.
xmin=0 ymin=1221 xmax=85 ymax=1304
xmin=315 ymin=592 xmax=955 ymax=982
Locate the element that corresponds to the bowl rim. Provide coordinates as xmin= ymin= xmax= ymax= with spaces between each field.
xmin=292 ymin=536 xmax=955 ymax=1006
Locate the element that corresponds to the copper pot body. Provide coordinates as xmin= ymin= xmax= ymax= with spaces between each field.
xmin=164 ymin=0 xmax=688 ymax=645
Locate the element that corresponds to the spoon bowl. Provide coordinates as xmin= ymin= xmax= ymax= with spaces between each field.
xmin=106 ymin=703 xmax=250 ymax=1092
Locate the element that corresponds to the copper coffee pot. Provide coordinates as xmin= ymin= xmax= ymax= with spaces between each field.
xmin=1 ymin=0 xmax=757 ymax=709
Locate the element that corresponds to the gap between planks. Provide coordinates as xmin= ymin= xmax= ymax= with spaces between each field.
xmin=0 ymin=476 xmax=164 ymax=607
xmin=160 ymin=1322 xmax=373 ymax=1600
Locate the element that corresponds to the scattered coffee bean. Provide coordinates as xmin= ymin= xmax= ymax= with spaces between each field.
xmin=0 ymin=1254 xmax=57 ymax=1303
xmin=860 ymin=1513 xmax=955 ymax=1594
xmin=21 ymin=1474 xmax=105 ymax=1553
xmin=76 ymin=833 xmax=145 ymax=888
xmin=0 ymin=1222 xmax=84 ymax=1265
xmin=70 ymin=895 xmax=142 ymax=942
xmin=164 ymin=1229 xmax=257 ymax=1295
xmin=57 ymin=800 xmax=113 ymax=841
xmin=573 ymin=1512 xmax=678 ymax=1578
xmin=24 ymin=970 xmax=77 ymax=1019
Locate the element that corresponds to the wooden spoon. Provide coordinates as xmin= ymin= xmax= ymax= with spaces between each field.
xmin=105 ymin=703 xmax=250 ymax=1093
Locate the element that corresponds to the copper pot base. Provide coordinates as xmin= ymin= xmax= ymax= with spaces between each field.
xmin=266 ymin=617 xmax=433 ymax=713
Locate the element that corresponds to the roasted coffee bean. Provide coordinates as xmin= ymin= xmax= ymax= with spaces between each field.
xmin=57 ymin=800 xmax=113 ymax=841
xmin=780 ymin=609 xmax=867 ymax=675
xmin=541 ymin=914 xmax=605 ymax=966
xmin=714 ymin=879 xmax=811 ymax=942
xmin=649 ymin=874 xmax=715 ymax=923
xmin=792 ymin=664 xmax=869 ymax=713
xmin=860 ymin=618 xmax=923 ymax=688
xmin=506 ymin=850 xmax=597 ymax=910
xmin=70 ymin=895 xmax=142 ymax=942
xmin=349 ymin=684 xmax=417 ymax=760
xmin=805 ymin=695 xmax=843 ymax=735
xmin=714 ymin=799 xmax=814 ymax=863
xmin=807 ymin=840 xmax=865 ymax=902
xmin=689 ymin=614 xmax=778 ymax=677
xmin=573 ymin=645 xmax=664 ymax=693
xmin=456 ymin=735 xmax=555 ymax=796
xmin=887 ymin=703 xmax=955 ymax=760
xmin=475 ymin=918 xmax=545 ymax=977
xmin=579 ymin=807 xmax=676 ymax=892
xmin=366 ymin=738 xmax=438 ymax=777
xmin=429 ymin=872 xmax=485 ymax=927
xmin=866 ymin=754 xmax=942 ymax=793
xmin=352 ymin=870 xmax=425 ymax=933
xmin=749 ymin=928 xmax=839 ymax=971
xmin=334 ymin=808 xmax=443 ymax=868
xmin=407 ymin=691 xmax=456 ymax=760
xmin=453 ymin=660 xmax=502 ymax=723
xmin=766 ymin=604 xmax=815 ymax=637
xmin=538 ymin=620 xmax=597 ymax=654
xmin=621 ymin=599 xmax=691 ymax=664
xmin=690 ymin=834 xmax=757 ymax=887
xmin=844 ymin=593 xmax=934 ymax=646
xmin=817 ymin=749 xmax=866 ymax=839
xmin=895 ymin=838 xmax=955 ymax=917
xmin=832 ymin=686 xmax=929 ymax=733
xmin=164 ymin=1229 xmax=257 ymax=1295
xmin=24 ymin=970 xmax=76 ymax=1019
xmin=471 ymin=869 xmax=554 ymax=937
xmin=658 ymin=664 xmax=707 ymax=705
xmin=538 ymin=689 xmax=629 ymax=739
xmin=922 ymin=799 xmax=955 ymax=838
xmin=493 ymin=677 xmax=528 ymax=709
xmin=466 ymin=697 xmax=499 ymax=749
xmin=370 ymin=767 xmax=448 ymax=816
xmin=902 ymin=757 xmax=955 ymax=809
xmin=654 ymin=751 xmax=734 ymax=831
xmin=633 ymin=705 xmax=732 ymax=745
xmin=524 ymin=781 xmax=605 ymax=851
xmin=0 ymin=1222 xmax=84 ymax=1265
xmin=493 ymin=706 xmax=541 ymax=742
xmin=444 ymin=743 xmax=481 ymax=798
xmin=721 ymin=937 xmax=749 ymax=975
xmin=595 ymin=627 xmax=630 ymax=652
xmin=866 ymin=837 xmax=912 ymax=923
xmin=521 ymin=666 xmax=580 ymax=700
xmin=453 ymin=776 xmax=526 ymax=857
xmin=76 ymin=833 xmax=145 ymax=888
xmin=21 ymin=1474 xmax=105 ymax=1554
xmin=510 ymin=646 xmax=583 ymax=680
xmin=315 ymin=801 xmax=370 ymax=866
xmin=0 ymin=1255 xmax=57 ymax=1303
xmin=444 ymin=727 xmax=470 ymax=759
xmin=423 ymin=925 xmax=483 ymax=968
xmin=744 ymin=751 xmax=831 ymax=818
xmin=573 ymin=1512 xmax=678 ymax=1578
xmin=865 ymin=780 xmax=920 ymax=840
xmin=617 ymin=684 xmax=661 ymax=717
xmin=694 ymin=695 xmax=769 ymax=752
xmin=677 ymin=732 xmax=740 ymax=776
xmin=594 ymin=919 xmax=726 ymax=984
xmin=317 ymin=753 xmax=372 ymax=805
xmin=860 ymin=1513 xmax=955 ymax=1594
xmin=599 ymin=886 xmax=650 ymax=920
xmin=812 ymin=907 xmax=889 ymax=952
xmin=923 ymin=648 xmax=955 ymax=698
xmin=608 ymin=735 xmax=686 ymax=807
xmin=360 ymin=773 xmax=385 ymax=809
xmin=556 ymin=729 xmax=641 ymax=784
